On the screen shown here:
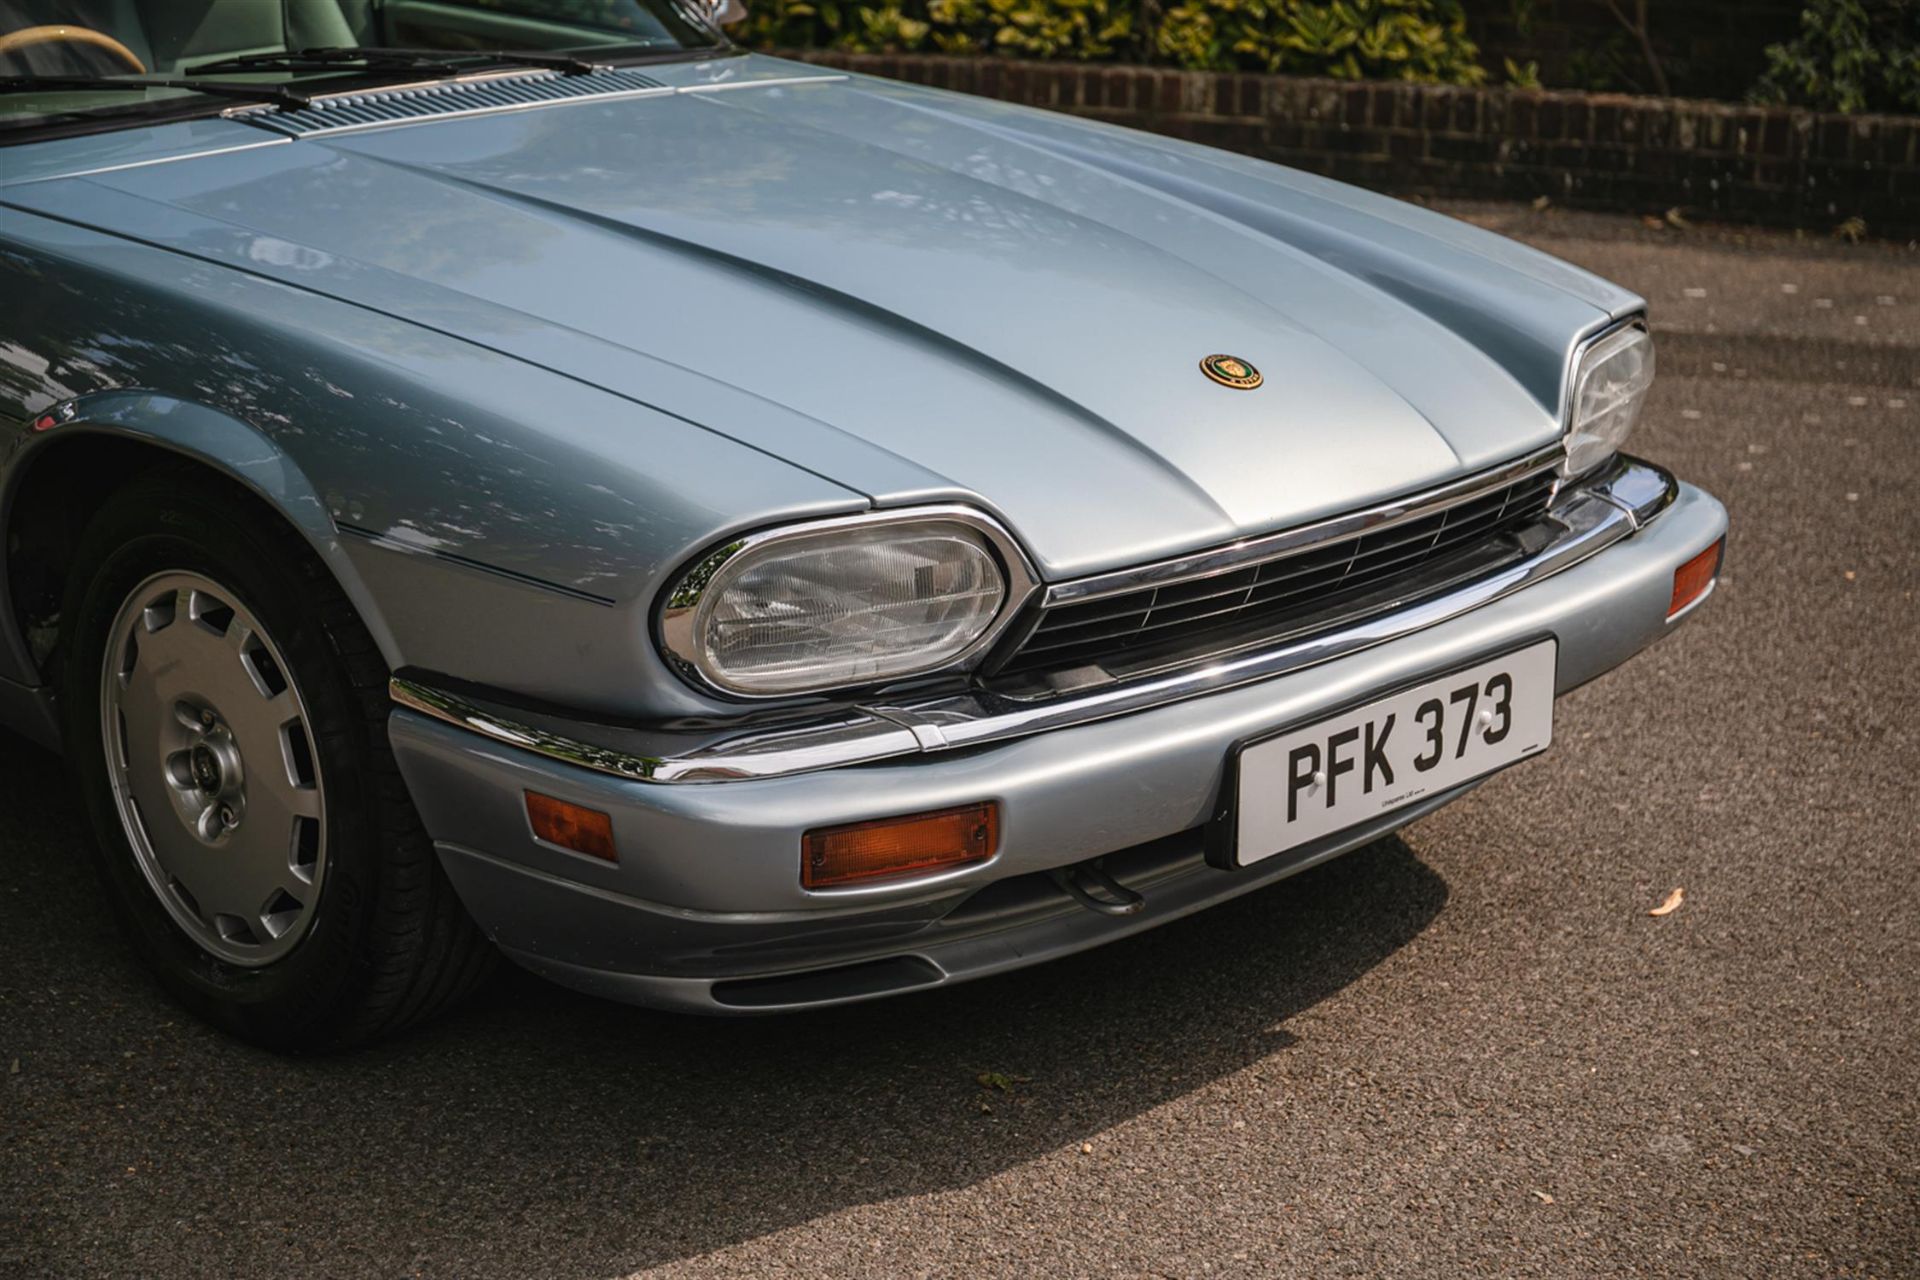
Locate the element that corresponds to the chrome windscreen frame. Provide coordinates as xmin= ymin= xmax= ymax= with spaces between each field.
xmin=653 ymin=504 xmax=1043 ymax=701
xmin=394 ymin=455 xmax=1680 ymax=785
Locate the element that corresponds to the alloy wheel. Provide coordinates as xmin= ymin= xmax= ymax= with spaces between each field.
xmin=99 ymin=572 xmax=327 ymax=966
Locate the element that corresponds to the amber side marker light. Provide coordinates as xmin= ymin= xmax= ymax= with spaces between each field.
xmin=1670 ymin=538 xmax=1725 ymax=618
xmin=526 ymin=791 xmax=617 ymax=862
xmin=803 ymin=802 xmax=999 ymax=890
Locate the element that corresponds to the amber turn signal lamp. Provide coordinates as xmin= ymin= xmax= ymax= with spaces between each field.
xmin=803 ymin=802 xmax=999 ymax=889
xmin=1669 ymin=538 xmax=1724 ymax=618
xmin=526 ymin=791 xmax=617 ymax=862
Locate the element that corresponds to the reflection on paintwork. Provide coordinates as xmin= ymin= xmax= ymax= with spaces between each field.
xmin=0 ymin=218 xmax=836 ymax=602
xmin=11 ymin=55 xmax=1630 ymax=594
xmin=25 ymin=53 xmax=1633 ymax=583
xmin=0 ymin=197 xmax=859 ymax=712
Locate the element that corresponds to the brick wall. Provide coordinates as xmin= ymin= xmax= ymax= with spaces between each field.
xmin=785 ymin=53 xmax=1920 ymax=240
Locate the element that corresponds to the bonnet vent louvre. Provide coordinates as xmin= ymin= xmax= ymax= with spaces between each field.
xmin=243 ymin=68 xmax=669 ymax=136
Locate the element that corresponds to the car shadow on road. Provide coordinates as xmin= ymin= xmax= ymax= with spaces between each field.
xmin=0 ymin=726 xmax=1450 ymax=1278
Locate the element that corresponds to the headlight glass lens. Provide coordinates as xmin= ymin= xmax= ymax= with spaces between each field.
xmin=667 ymin=520 xmax=1009 ymax=695
xmin=1566 ymin=324 xmax=1655 ymax=477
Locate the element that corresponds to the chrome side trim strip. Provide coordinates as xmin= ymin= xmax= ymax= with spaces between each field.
xmin=392 ymin=459 xmax=1674 ymax=785
xmin=1044 ymin=442 xmax=1566 ymax=606
xmin=389 ymin=679 xmax=924 ymax=784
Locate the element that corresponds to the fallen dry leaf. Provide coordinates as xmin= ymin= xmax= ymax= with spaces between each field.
xmin=1650 ymin=887 xmax=1685 ymax=917
xmin=1531 ymin=1190 xmax=1555 ymax=1204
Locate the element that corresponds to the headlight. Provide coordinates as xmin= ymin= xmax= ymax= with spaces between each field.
xmin=1565 ymin=323 xmax=1655 ymax=477
xmin=659 ymin=512 xmax=1027 ymax=697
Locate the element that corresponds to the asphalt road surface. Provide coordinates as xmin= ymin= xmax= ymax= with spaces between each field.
xmin=3 ymin=205 xmax=1915 ymax=1280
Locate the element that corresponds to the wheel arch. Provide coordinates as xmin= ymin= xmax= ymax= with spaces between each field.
xmin=2 ymin=392 xmax=402 ymax=737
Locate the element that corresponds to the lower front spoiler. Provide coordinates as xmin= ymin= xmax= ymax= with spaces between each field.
xmin=465 ymin=781 xmax=1479 ymax=1015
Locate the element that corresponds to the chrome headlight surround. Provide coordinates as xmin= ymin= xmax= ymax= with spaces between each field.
xmin=657 ymin=506 xmax=1040 ymax=699
xmin=1563 ymin=318 xmax=1655 ymax=478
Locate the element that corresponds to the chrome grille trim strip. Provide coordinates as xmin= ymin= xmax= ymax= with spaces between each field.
xmin=391 ymin=458 xmax=1673 ymax=785
xmin=1009 ymin=471 xmax=1558 ymax=669
xmin=1043 ymin=442 xmax=1567 ymax=608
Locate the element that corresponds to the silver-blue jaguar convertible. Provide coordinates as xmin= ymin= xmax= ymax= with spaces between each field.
xmin=0 ymin=1 xmax=1727 ymax=1048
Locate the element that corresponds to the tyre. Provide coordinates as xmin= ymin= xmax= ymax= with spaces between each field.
xmin=59 ymin=469 xmax=493 ymax=1051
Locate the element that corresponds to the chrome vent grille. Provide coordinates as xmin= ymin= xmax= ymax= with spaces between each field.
xmin=998 ymin=466 xmax=1560 ymax=680
xmin=243 ymin=68 xmax=668 ymax=136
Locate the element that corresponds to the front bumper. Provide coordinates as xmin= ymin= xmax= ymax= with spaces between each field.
xmin=389 ymin=463 xmax=1727 ymax=1013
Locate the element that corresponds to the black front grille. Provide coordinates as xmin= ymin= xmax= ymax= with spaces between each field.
xmin=997 ymin=467 xmax=1559 ymax=679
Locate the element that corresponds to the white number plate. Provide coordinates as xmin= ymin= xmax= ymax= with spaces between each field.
xmin=1230 ymin=640 xmax=1557 ymax=867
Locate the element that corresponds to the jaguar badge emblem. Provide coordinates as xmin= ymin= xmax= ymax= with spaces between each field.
xmin=1200 ymin=354 xmax=1263 ymax=390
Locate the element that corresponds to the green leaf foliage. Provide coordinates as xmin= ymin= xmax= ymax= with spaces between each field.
xmin=738 ymin=0 xmax=1487 ymax=81
xmin=1750 ymin=0 xmax=1920 ymax=114
xmin=738 ymin=0 xmax=1133 ymax=58
xmin=1503 ymin=55 xmax=1540 ymax=88
xmin=1154 ymin=0 xmax=1484 ymax=82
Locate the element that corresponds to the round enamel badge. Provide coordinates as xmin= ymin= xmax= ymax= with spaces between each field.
xmin=1200 ymin=354 xmax=1263 ymax=389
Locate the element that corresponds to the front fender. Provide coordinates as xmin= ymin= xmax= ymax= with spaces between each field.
xmin=0 ymin=203 xmax=864 ymax=723
xmin=0 ymin=392 xmax=404 ymax=679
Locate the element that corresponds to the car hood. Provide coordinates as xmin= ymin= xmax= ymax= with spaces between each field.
xmin=24 ymin=56 xmax=1640 ymax=579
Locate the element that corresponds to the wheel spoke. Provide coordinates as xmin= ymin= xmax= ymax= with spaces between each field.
xmin=134 ymin=802 xmax=228 ymax=917
xmin=284 ymin=781 xmax=323 ymax=821
xmin=112 ymin=656 xmax=165 ymax=773
xmin=129 ymin=591 xmax=193 ymax=670
xmin=220 ymin=688 xmax=295 ymax=775
xmin=215 ymin=811 xmax=311 ymax=926
xmin=141 ymin=588 xmax=183 ymax=636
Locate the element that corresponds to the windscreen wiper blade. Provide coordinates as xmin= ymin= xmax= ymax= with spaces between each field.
xmin=186 ymin=46 xmax=598 ymax=77
xmin=0 ymin=75 xmax=311 ymax=109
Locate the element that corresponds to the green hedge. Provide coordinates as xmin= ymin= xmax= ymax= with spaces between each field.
xmin=1751 ymin=0 xmax=1920 ymax=114
xmin=739 ymin=0 xmax=1488 ymax=82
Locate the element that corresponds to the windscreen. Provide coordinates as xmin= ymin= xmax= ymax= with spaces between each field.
xmin=0 ymin=0 xmax=723 ymax=137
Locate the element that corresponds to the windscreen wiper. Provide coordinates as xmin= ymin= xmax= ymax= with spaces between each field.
xmin=186 ymin=46 xmax=599 ymax=78
xmin=0 ymin=75 xmax=312 ymax=110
